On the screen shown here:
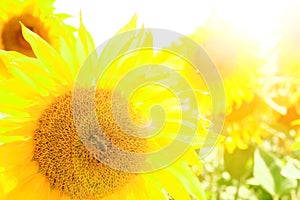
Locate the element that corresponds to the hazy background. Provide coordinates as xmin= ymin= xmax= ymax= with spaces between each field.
xmin=54 ymin=0 xmax=294 ymax=47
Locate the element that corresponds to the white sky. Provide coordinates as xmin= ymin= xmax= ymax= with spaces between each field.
xmin=54 ymin=0 xmax=213 ymax=45
xmin=54 ymin=0 xmax=296 ymax=46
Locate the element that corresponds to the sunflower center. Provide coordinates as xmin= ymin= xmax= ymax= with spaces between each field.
xmin=1 ymin=14 xmax=49 ymax=57
xmin=226 ymin=96 xmax=259 ymax=122
xmin=33 ymin=90 xmax=147 ymax=199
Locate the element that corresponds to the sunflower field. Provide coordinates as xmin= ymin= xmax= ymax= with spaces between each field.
xmin=0 ymin=0 xmax=300 ymax=200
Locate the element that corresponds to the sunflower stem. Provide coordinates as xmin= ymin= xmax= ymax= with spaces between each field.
xmin=234 ymin=178 xmax=241 ymax=200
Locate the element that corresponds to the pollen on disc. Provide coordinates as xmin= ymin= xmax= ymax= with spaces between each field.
xmin=33 ymin=90 xmax=148 ymax=199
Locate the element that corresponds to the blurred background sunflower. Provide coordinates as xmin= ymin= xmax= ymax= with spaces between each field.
xmin=164 ymin=17 xmax=267 ymax=154
xmin=265 ymin=3 xmax=300 ymax=153
xmin=0 ymin=0 xmax=73 ymax=57
xmin=189 ymin=17 xmax=264 ymax=115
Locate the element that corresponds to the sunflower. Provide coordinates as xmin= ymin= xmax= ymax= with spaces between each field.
xmin=273 ymin=79 xmax=300 ymax=152
xmin=188 ymin=18 xmax=264 ymax=115
xmin=170 ymin=18 xmax=265 ymax=152
xmin=154 ymin=18 xmax=266 ymax=152
xmin=272 ymin=6 xmax=300 ymax=151
xmin=0 ymin=15 xmax=207 ymax=200
xmin=222 ymin=95 xmax=272 ymax=153
xmin=260 ymin=75 xmax=300 ymax=152
xmin=0 ymin=0 xmax=72 ymax=59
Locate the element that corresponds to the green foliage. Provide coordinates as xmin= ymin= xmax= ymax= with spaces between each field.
xmin=253 ymin=149 xmax=297 ymax=197
xmin=224 ymin=147 xmax=254 ymax=180
xmin=200 ymin=145 xmax=300 ymax=200
xmin=281 ymin=158 xmax=300 ymax=179
xmin=292 ymin=141 xmax=300 ymax=150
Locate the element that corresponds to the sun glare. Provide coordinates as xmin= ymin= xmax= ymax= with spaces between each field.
xmin=212 ymin=0 xmax=286 ymax=36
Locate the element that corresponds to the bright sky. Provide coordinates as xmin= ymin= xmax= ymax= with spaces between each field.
xmin=54 ymin=0 xmax=295 ymax=46
xmin=54 ymin=0 xmax=213 ymax=45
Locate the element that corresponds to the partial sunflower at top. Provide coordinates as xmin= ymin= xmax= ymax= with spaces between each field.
xmin=0 ymin=0 xmax=73 ymax=58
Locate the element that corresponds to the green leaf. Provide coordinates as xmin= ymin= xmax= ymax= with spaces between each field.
xmin=254 ymin=149 xmax=275 ymax=195
xmin=253 ymin=149 xmax=297 ymax=197
xmin=281 ymin=160 xmax=300 ymax=179
xmin=224 ymin=146 xmax=254 ymax=179
xmin=246 ymin=177 xmax=260 ymax=186
xmin=292 ymin=141 xmax=300 ymax=150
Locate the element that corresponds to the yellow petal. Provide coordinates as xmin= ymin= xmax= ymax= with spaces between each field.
xmin=48 ymin=188 xmax=62 ymax=200
xmin=0 ymin=57 xmax=12 ymax=79
xmin=0 ymin=141 xmax=34 ymax=168
xmin=180 ymin=149 xmax=202 ymax=164
xmin=0 ymin=177 xmax=4 ymax=200
xmin=0 ymin=79 xmax=40 ymax=101
xmin=0 ymin=120 xmax=36 ymax=137
xmin=76 ymin=13 xmax=95 ymax=66
xmin=0 ymin=85 xmax=33 ymax=110
xmin=6 ymin=56 xmax=60 ymax=96
xmin=117 ymin=14 xmax=138 ymax=33
xmin=292 ymin=119 xmax=300 ymax=126
xmin=142 ymin=175 xmax=168 ymax=200
xmin=21 ymin=24 xmax=71 ymax=84
xmin=168 ymin=161 xmax=206 ymax=200
xmin=126 ymin=176 xmax=149 ymax=199
xmin=5 ymin=173 xmax=49 ymax=200
xmin=2 ymin=161 xmax=39 ymax=190
xmin=155 ymin=169 xmax=191 ymax=200
xmin=0 ymin=50 xmax=25 ymax=67
xmin=46 ymin=14 xmax=78 ymax=77
xmin=60 ymin=193 xmax=72 ymax=200
xmin=0 ymin=136 xmax=25 ymax=143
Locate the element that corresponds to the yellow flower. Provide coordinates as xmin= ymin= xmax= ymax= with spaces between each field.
xmin=189 ymin=18 xmax=264 ymax=115
xmin=272 ymin=5 xmax=300 ymax=150
xmin=186 ymin=18 xmax=267 ymax=152
xmin=222 ymin=95 xmax=272 ymax=152
xmin=0 ymin=16 xmax=206 ymax=200
xmin=0 ymin=0 xmax=72 ymax=58
xmin=259 ymin=7 xmax=300 ymax=147
xmin=262 ymin=76 xmax=300 ymax=152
